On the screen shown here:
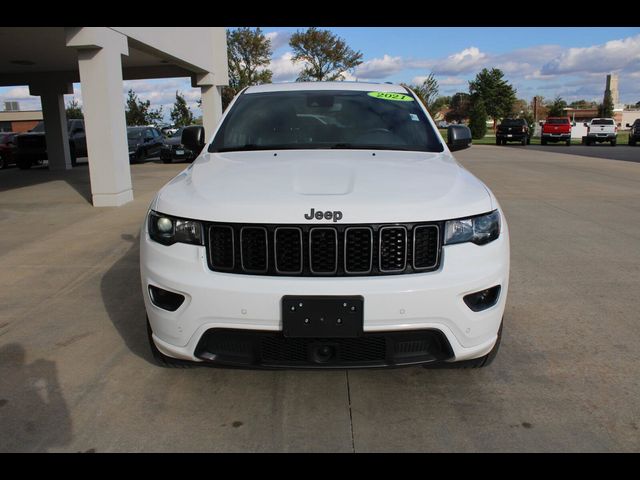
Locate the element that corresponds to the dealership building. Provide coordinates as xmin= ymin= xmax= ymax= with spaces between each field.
xmin=0 ymin=27 xmax=228 ymax=206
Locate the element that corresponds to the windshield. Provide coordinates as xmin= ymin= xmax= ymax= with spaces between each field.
xmin=546 ymin=118 xmax=569 ymax=125
xmin=31 ymin=122 xmax=45 ymax=133
xmin=127 ymin=128 xmax=144 ymax=139
xmin=209 ymin=90 xmax=444 ymax=153
xmin=592 ymin=119 xmax=614 ymax=125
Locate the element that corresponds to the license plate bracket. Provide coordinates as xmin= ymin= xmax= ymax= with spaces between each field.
xmin=282 ymin=296 xmax=364 ymax=338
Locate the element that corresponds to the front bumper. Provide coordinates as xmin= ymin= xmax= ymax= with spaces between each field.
xmin=140 ymin=212 xmax=510 ymax=367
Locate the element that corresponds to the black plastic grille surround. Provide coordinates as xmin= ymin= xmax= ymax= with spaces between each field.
xmin=206 ymin=222 xmax=441 ymax=277
xmin=194 ymin=328 xmax=454 ymax=368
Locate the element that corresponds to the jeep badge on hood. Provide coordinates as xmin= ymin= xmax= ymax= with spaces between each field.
xmin=304 ymin=208 xmax=343 ymax=222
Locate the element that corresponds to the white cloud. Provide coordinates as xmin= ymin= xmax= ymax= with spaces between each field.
xmin=354 ymin=54 xmax=404 ymax=79
xmin=265 ymin=31 xmax=292 ymax=52
xmin=269 ymin=52 xmax=303 ymax=82
xmin=541 ymin=34 xmax=640 ymax=75
xmin=429 ymin=47 xmax=487 ymax=75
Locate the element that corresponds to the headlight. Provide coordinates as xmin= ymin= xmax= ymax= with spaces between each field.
xmin=148 ymin=211 xmax=203 ymax=246
xmin=444 ymin=210 xmax=500 ymax=246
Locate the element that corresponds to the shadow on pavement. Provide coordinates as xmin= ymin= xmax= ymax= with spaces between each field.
xmin=0 ymin=344 xmax=73 ymax=452
xmin=0 ymin=160 xmax=92 ymax=203
xmin=523 ymin=144 xmax=640 ymax=163
xmin=100 ymin=235 xmax=154 ymax=364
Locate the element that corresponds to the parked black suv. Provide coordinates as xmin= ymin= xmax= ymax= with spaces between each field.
xmin=627 ymin=119 xmax=640 ymax=146
xmin=127 ymin=126 xmax=164 ymax=163
xmin=496 ymin=118 xmax=530 ymax=145
xmin=15 ymin=119 xmax=87 ymax=169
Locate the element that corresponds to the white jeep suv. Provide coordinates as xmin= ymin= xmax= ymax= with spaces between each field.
xmin=140 ymin=82 xmax=510 ymax=369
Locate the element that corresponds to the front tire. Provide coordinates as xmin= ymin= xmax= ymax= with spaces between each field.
xmin=541 ymin=138 xmax=547 ymax=145
xmin=69 ymin=142 xmax=77 ymax=167
xmin=147 ymin=318 xmax=198 ymax=368
xmin=130 ymin=149 xmax=145 ymax=164
xmin=521 ymin=137 xmax=527 ymax=146
xmin=611 ymin=140 xmax=616 ymax=146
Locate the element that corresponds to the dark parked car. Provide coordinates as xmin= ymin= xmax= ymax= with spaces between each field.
xmin=159 ymin=127 xmax=200 ymax=163
xmin=627 ymin=119 xmax=640 ymax=146
xmin=15 ymin=120 xmax=87 ymax=169
xmin=127 ymin=126 xmax=164 ymax=163
xmin=496 ymin=118 xmax=530 ymax=145
xmin=0 ymin=132 xmax=17 ymax=169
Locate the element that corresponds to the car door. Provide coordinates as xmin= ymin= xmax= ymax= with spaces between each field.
xmin=141 ymin=128 xmax=155 ymax=157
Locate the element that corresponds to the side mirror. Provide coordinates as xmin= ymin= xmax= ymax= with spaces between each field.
xmin=447 ymin=124 xmax=472 ymax=152
xmin=626 ymin=123 xmax=631 ymax=128
xmin=571 ymin=122 xmax=576 ymax=127
xmin=583 ymin=123 xmax=588 ymax=127
xmin=539 ymin=121 xmax=544 ymax=126
xmin=181 ymin=125 xmax=206 ymax=155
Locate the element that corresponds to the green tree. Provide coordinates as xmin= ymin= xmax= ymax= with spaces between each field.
xmin=598 ymin=90 xmax=614 ymax=118
xmin=170 ymin=91 xmax=195 ymax=127
xmin=65 ymin=99 xmax=83 ymax=119
xmin=547 ymin=96 xmax=567 ymax=117
xmin=402 ymin=73 xmax=439 ymax=112
xmin=468 ymin=68 xmax=517 ymax=129
xmin=125 ymin=89 xmax=163 ymax=126
xmin=510 ymin=98 xmax=529 ymax=117
xmin=223 ymin=27 xmax=273 ymax=109
xmin=569 ymin=99 xmax=597 ymax=109
xmin=468 ymin=97 xmax=488 ymax=139
xmin=445 ymin=92 xmax=470 ymax=123
xmin=289 ymin=27 xmax=363 ymax=81
xmin=431 ymin=95 xmax=451 ymax=113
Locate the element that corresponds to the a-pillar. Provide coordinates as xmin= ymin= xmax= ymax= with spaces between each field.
xmin=29 ymin=82 xmax=73 ymax=171
xmin=66 ymin=27 xmax=132 ymax=207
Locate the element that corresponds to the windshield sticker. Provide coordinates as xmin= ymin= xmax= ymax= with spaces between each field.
xmin=409 ymin=113 xmax=420 ymax=122
xmin=367 ymin=91 xmax=414 ymax=102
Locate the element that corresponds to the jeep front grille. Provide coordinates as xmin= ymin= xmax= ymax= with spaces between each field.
xmin=206 ymin=222 xmax=441 ymax=277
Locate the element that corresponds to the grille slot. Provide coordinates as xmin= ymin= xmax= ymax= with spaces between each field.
xmin=309 ymin=227 xmax=338 ymax=274
xmin=274 ymin=227 xmax=303 ymax=274
xmin=413 ymin=225 xmax=440 ymax=270
xmin=379 ymin=226 xmax=407 ymax=272
xmin=209 ymin=225 xmax=234 ymax=270
xmin=240 ymin=226 xmax=268 ymax=273
xmin=344 ymin=227 xmax=373 ymax=273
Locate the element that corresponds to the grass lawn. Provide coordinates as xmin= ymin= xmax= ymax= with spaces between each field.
xmin=438 ymin=129 xmax=630 ymax=146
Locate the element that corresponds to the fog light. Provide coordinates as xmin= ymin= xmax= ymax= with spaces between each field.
xmin=148 ymin=285 xmax=185 ymax=312
xmin=463 ymin=285 xmax=501 ymax=312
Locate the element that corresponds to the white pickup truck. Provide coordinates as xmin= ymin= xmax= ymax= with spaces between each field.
xmin=583 ymin=118 xmax=617 ymax=146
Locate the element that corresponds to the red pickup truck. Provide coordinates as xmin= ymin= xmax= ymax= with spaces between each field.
xmin=541 ymin=117 xmax=572 ymax=146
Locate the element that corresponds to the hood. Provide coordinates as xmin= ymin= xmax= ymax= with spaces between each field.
xmin=154 ymin=149 xmax=493 ymax=224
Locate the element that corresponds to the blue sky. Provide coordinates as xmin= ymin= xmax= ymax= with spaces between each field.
xmin=2 ymin=27 xmax=639 ymax=121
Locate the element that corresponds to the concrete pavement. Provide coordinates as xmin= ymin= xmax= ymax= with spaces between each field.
xmin=0 ymin=148 xmax=639 ymax=452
